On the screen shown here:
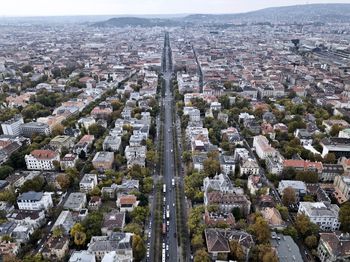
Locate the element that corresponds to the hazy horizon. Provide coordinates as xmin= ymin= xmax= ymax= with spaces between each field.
xmin=1 ymin=0 xmax=350 ymax=17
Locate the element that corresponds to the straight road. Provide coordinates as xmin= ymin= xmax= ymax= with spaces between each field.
xmin=161 ymin=32 xmax=178 ymax=262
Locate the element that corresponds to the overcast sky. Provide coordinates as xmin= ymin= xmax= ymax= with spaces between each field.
xmin=1 ymin=0 xmax=349 ymax=17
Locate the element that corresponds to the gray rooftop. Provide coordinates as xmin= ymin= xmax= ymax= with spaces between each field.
xmin=271 ymin=233 xmax=303 ymax=262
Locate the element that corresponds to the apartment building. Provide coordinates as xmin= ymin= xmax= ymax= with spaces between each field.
xmin=25 ymin=149 xmax=60 ymax=170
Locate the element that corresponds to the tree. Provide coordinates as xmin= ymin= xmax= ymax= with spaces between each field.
xmin=339 ymin=202 xmax=350 ymax=233
xmin=229 ymin=240 xmax=245 ymax=261
xmin=56 ymin=174 xmax=71 ymax=190
xmin=52 ymin=226 xmax=64 ymax=238
xmin=51 ymin=124 xmax=64 ymax=137
xmin=303 ymin=194 xmax=315 ymax=202
xmin=295 ymin=214 xmax=319 ymax=238
xmin=19 ymin=176 xmax=45 ymax=193
xmin=330 ymin=124 xmax=343 ymax=136
xmin=124 ymin=223 xmax=143 ymax=236
xmin=276 ymin=204 xmax=289 ymax=220
xmin=231 ymin=207 xmax=242 ymax=220
xmin=249 ymin=215 xmax=271 ymax=244
xmin=323 ymin=153 xmax=336 ymax=164
xmin=191 ymin=233 xmax=204 ymax=250
xmin=88 ymin=124 xmax=106 ymax=138
xmin=283 ymin=226 xmax=298 ymax=239
xmin=70 ymin=223 xmax=86 ymax=246
xmin=132 ymin=234 xmax=146 ymax=261
xmin=0 ymin=165 xmax=14 ymax=179
xmin=304 ymin=235 xmax=318 ymax=249
xmin=282 ymin=187 xmax=296 ymax=206
xmin=131 ymin=206 xmax=149 ymax=224
xmin=146 ymin=150 xmax=158 ymax=166
xmin=203 ymin=157 xmax=220 ymax=177
xmin=194 ymin=249 xmax=210 ymax=262
xmin=295 ymin=171 xmax=318 ymax=183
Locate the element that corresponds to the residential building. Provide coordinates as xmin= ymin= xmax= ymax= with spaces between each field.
xmin=1 ymin=115 xmax=24 ymax=136
xmin=219 ymin=155 xmax=235 ymax=175
xmin=25 ymin=149 xmax=60 ymax=170
xmin=261 ymin=208 xmax=285 ymax=229
xmin=320 ymin=137 xmax=350 ymax=158
xmin=92 ymin=151 xmax=114 ymax=170
xmin=240 ymin=158 xmax=260 ymax=176
xmin=317 ymin=232 xmax=350 ymax=262
xmin=101 ymin=210 xmax=125 ymax=236
xmin=294 ymin=129 xmax=313 ymax=145
xmin=42 ymin=236 xmax=69 ymax=260
xmin=253 ymin=135 xmax=277 ymax=160
xmin=7 ymin=209 xmax=45 ymax=230
xmin=298 ymin=202 xmax=340 ymax=231
xmin=321 ymin=164 xmax=344 ymax=182
xmin=69 ymin=251 xmax=96 ymax=262
xmin=103 ymin=135 xmax=121 ymax=152
xmin=87 ymin=233 xmax=133 ymax=261
xmin=63 ymin=192 xmax=87 ymax=211
xmin=124 ymin=146 xmax=146 ymax=168
xmin=20 ymin=122 xmax=50 ymax=137
xmin=17 ymin=191 xmax=53 ymax=211
xmin=74 ymin=135 xmax=95 ymax=155
xmin=247 ymin=175 xmax=263 ymax=195
xmin=203 ymin=210 xmax=235 ymax=227
xmin=116 ymin=195 xmax=139 ymax=212
xmin=278 ymin=180 xmax=307 ymax=197
xmin=205 ymin=228 xmax=253 ymax=261
xmin=204 ymin=191 xmax=251 ymax=215
xmin=283 ymin=159 xmax=323 ymax=174
xmin=271 ymin=232 xmax=303 ymax=262
xmin=334 ymin=175 xmax=350 ymax=203
xmin=51 ymin=210 xmax=74 ymax=235
xmin=49 ymin=135 xmax=75 ymax=152
xmin=80 ymin=174 xmax=98 ymax=193
xmin=60 ymin=154 xmax=78 ymax=170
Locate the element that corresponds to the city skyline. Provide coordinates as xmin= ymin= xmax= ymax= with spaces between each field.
xmin=1 ymin=0 xmax=349 ymax=17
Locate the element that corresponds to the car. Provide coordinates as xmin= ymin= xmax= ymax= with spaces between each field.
xmin=174 ymin=232 xmax=176 ymax=238
xmin=171 ymin=149 xmax=173 ymax=152
xmin=162 ymin=243 xmax=165 ymax=249
xmin=166 ymin=245 xmax=169 ymax=251
xmin=148 ymin=232 xmax=151 ymax=238
xmin=47 ymin=221 xmax=52 ymax=226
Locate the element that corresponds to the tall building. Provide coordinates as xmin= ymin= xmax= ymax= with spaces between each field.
xmin=1 ymin=115 xmax=24 ymax=136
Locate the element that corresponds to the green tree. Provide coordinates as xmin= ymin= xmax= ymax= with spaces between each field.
xmin=339 ymin=202 xmax=350 ymax=233
xmin=88 ymin=124 xmax=106 ymax=138
xmin=323 ymin=153 xmax=336 ymax=164
xmin=229 ymin=240 xmax=245 ymax=261
xmin=249 ymin=215 xmax=271 ymax=244
xmin=295 ymin=214 xmax=319 ymax=238
xmin=194 ymin=249 xmax=210 ymax=262
xmin=124 ymin=223 xmax=143 ymax=236
xmin=191 ymin=233 xmax=204 ymax=250
xmin=52 ymin=226 xmax=64 ymax=238
xmin=70 ymin=223 xmax=86 ymax=246
xmin=203 ymin=157 xmax=220 ymax=177
xmin=295 ymin=171 xmax=318 ymax=183
xmin=132 ymin=234 xmax=146 ymax=261
xmin=304 ymin=235 xmax=318 ymax=249
xmin=0 ymin=166 xmax=14 ymax=179
xmin=131 ymin=206 xmax=150 ymax=224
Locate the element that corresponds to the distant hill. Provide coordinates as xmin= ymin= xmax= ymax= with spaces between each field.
xmin=183 ymin=4 xmax=350 ymax=23
xmin=94 ymin=4 xmax=350 ymax=27
xmin=93 ymin=16 xmax=178 ymax=27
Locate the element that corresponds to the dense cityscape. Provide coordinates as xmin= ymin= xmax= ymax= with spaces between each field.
xmin=0 ymin=2 xmax=350 ymax=262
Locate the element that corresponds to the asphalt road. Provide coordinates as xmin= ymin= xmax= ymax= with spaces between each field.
xmin=160 ymin=33 xmax=178 ymax=262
